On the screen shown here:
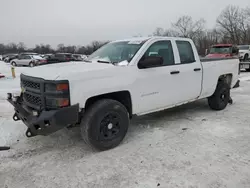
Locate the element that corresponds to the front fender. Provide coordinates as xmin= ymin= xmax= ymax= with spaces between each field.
xmin=67 ymin=68 xmax=137 ymax=109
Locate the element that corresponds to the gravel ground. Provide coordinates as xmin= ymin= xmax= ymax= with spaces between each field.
xmin=0 ymin=66 xmax=250 ymax=188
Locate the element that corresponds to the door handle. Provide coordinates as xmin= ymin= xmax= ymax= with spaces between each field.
xmin=194 ymin=68 xmax=201 ymax=71
xmin=170 ymin=71 xmax=180 ymax=75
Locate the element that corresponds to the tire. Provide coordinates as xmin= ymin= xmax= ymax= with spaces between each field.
xmin=80 ymin=99 xmax=129 ymax=151
xmin=29 ymin=62 xmax=35 ymax=67
xmin=243 ymin=54 xmax=249 ymax=62
xmin=208 ymin=82 xmax=230 ymax=111
xmin=11 ymin=61 xmax=17 ymax=66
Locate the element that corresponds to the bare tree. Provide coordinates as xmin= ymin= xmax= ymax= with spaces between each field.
xmin=152 ymin=27 xmax=165 ymax=36
xmin=17 ymin=42 xmax=26 ymax=52
xmin=217 ymin=5 xmax=250 ymax=44
xmin=172 ymin=16 xmax=206 ymax=40
xmin=57 ymin=44 xmax=65 ymax=52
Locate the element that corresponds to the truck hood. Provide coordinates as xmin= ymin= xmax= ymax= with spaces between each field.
xmin=21 ymin=61 xmax=114 ymax=80
xmin=239 ymin=50 xmax=249 ymax=53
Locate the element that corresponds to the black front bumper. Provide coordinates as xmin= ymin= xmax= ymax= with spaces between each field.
xmin=8 ymin=95 xmax=79 ymax=137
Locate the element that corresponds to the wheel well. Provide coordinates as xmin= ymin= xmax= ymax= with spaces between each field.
xmin=85 ymin=91 xmax=133 ymax=117
xmin=218 ymin=74 xmax=232 ymax=86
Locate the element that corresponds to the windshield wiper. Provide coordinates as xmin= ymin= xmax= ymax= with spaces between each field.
xmin=97 ymin=60 xmax=116 ymax=65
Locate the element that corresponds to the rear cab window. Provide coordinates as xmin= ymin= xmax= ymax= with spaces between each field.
xmin=176 ymin=41 xmax=195 ymax=64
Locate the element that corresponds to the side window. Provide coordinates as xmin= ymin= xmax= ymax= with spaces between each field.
xmin=23 ymin=55 xmax=31 ymax=59
xmin=144 ymin=40 xmax=175 ymax=66
xmin=176 ymin=41 xmax=195 ymax=64
xmin=19 ymin=55 xmax=25 ymax=59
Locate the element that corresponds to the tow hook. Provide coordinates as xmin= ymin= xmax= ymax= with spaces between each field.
xmin=25 ymin=128 xmax=36 ymax=138
xmin=13 ymin=113 xmax=20 ymax=121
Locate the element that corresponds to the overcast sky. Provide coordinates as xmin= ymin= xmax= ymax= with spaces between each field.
xmin=0 ymin=0 xmax=249 ymax=47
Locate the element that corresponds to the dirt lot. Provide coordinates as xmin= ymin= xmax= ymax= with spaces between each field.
xmin=0 ymin=65 xmax=250 ymax=188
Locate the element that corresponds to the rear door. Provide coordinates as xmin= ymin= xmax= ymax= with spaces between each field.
xmin=171 ymin=40 xmax=202 ymax=103
xmin=21 ymin=55 xmax=32 ymax=66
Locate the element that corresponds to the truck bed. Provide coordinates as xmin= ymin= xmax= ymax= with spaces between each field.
xmin=199 ymin=57 xmax=239 ymax=99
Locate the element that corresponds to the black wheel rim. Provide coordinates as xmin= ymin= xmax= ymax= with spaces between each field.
xmin=99 ymin=112 xmax=121 ymax=141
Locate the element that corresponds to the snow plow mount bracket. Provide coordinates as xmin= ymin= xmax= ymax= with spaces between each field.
xmin=26 ymin=128 xmax=36 ymax=138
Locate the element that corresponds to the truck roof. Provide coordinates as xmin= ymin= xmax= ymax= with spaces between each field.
xmin=112 ymin=36 xmax=192 ymax=43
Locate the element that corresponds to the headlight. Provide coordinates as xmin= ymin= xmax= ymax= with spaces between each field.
xmin=45 ymin=82 xmax=70 ymax=109
xmin=45 ymin=83 xmax=69 ymax=92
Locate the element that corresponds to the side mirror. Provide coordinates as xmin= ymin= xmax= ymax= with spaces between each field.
xmin=138 ymin=56 xmax=163 ymax=69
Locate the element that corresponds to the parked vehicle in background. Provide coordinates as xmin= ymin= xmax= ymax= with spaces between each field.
xmin=238 ymin=45 xmax=250 ymax=71
xmin=2 ymin=54 xmax=11 ymax=61
xmin=238 ymin=45 xmax=250 ymax=61
xmin=205 ymin=44 xmax=239 ymax=58
xmin=41 ymin=54 xmax=53 ymax=58
xmin=72 ymin=54 xmax=87 ymax=61
xmin=10 ymin=54 xmax=47 ymax=67
xmin=7 ymin=37 xmax=240 ymax=151
xmin=4 ymin=54 xmax=18 ymax=63
xmin=19 ymin=52 xmax=39 ymax=56
xmin=46 ymin=53 xmax=73 ymax=64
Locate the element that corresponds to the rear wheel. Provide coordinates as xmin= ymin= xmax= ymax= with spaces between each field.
xmin=208 ymin=82 xmax=230 ymax=111
xmin=29 ymin=62 xmax=35 ymax=67
xmin=11 ymin=61 xmax=17 ymax=66
xmin=80 ymin=99 xmax=129 ymax=151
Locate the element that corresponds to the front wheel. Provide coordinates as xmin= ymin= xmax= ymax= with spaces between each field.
xmin=208 ymin=82 xmax=230 ymax=111
xmin=11 ymin=61 xmax=17 ymax=66
xmin=80 ymin=99 xmax=129 ymax=151
xmin=243 ymin=54 xmax=249 ymax=62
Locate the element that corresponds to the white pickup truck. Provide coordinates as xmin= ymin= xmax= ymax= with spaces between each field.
xmin=8 ymin=37 xmax=240 ymax=151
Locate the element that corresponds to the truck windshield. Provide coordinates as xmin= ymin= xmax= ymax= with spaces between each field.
xmin=87 ymin=41 xmax=145 ymax=63
xmin=210 ymin=46 xmax=232 ymax=54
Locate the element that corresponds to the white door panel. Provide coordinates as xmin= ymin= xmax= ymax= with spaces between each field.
xmin=172 ymin=62 xmax=202 ymax=103
xmin=134 ymin=65 xmax=180 ymax=113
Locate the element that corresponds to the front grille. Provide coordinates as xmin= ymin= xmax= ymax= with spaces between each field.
xmin=22 ymin=80 xmax=40 ymax=90
xmin=23 ymin=93 xmax=42 ymax=106
xmin=21 ymin=75 xmax=43 ymax=109
xmin=20 ymin=74 xmax=69 ymax=110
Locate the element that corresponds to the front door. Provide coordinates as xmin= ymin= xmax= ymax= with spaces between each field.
xmin=134 ymin=40 xmax=181 ymax=114
xmin=19 ymin=55 xmax=32 ymax=66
